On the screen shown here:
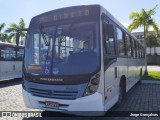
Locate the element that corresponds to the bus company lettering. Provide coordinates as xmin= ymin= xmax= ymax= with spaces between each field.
xmin=39 ymin=9 xmax=90 ymax=23
xmin=40 ymin=78 xmax=63 ymax=82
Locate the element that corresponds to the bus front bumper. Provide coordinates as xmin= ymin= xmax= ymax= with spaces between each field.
xmin=22 ymin=89 xmax=104 ymax=116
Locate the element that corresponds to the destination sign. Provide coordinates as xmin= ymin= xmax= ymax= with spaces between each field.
xmin=38 ymin=9 xmax=90 ymax=24
xmin=30 ymin=6 xmax=99 ymax=26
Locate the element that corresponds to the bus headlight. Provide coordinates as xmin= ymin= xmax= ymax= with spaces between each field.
xmin=91 ymin=78 xmax=99 ymax=85
xmin=83 ymin=73 xmax=100 ymax=96
xmin=88 ymin=85 xmax=97 ymax=93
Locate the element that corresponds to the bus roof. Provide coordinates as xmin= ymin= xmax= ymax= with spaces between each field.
xmin=29 ymin=4 xmax=100 ymax=28
xmin=0 ymin=41 xmax=16 ymax=46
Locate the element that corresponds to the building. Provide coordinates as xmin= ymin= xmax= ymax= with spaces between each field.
xmin=133 ymin=31 xmax=160 ymax=55
xmin=132 ymin=31 xmax=160 ymax=40
xmin=133 ymin=31 xmax=160 ymax=65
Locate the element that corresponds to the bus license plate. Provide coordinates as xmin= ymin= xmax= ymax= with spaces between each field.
xmin=45 ymin=101 xmax=59 ymax=109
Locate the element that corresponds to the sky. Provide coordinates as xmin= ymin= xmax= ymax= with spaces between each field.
xmin=0 ymin=0 xmax=160 ymax=32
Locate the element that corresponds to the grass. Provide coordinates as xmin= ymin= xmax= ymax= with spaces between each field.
xmin=141 ymin=71 xmax=160 ymax=81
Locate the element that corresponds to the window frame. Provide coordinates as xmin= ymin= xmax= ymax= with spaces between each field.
xmin=116 ymin=27 xmax=126 ymax=57
xmin=102 ymin=20 xmax=116 ymax=57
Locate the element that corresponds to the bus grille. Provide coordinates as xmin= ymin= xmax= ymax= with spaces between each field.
xmin=29 ymin=87 xmax=78 ymax=100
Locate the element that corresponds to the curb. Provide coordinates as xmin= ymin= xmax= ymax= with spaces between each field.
xmin=141 ymin=80 xmax=160 ymax=84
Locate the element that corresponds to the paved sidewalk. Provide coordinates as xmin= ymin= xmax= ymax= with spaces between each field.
xmin=142 ymin=80 xmax=160 ymax=84
xmin=116 ymin=83 xmax=160 ymax=111
xmin=1 ymin=77 xmax=160 ymax=119
xmin=106 ymin=82 xmax=160 ymax=120
xmin=147 ymin=65 xmax=160 ymax=71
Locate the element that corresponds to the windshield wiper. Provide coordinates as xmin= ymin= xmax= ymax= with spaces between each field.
xmin=40 ymin=25 xmax=50 ymax=46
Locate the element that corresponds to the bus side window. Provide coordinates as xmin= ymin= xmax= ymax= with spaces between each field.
xmin=33 ymin=33 xmax=40 ymax=64
xmin=1 ymin=47 xmax=16 ymax=61
xmin=116 ymin=28 xmax=125 ymax=56
xmin=126 ymin=34 xmax=131 ymax=57
xmin=103 ymin=23 xmax=115 ymax=55
xmin=0 ymin=48 xmax=4 ymax=60
xmin=17 ymin=48 xmax=24 ymax=60
xmin=134 ymin=41 xmax=138 ymax=58
xmin=129 ymin=37 xmax=133 ymax=57
xmin=137 ymin=44 xmax=140 ymax=58
xmin=140 ymin=46 xmax=142 ymax=58
xmin=132 ymin=38 xmax=136 ymax=57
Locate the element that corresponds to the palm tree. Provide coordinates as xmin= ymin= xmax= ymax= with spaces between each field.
xmin=5 ymin=18 xmax=26 ymax=44
xmin=128 ymin=5 xmax=159 ymax=75
xmin=0 ymin=23 xmax=5 ymax=32
xmin=0 ymin=23 xmax=8 ymax=42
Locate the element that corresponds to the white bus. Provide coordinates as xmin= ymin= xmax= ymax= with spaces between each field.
xmin=0 ymin=42 xmax=24 ymax=81
xmin=22 ymin=5 xmax=145 ymax=116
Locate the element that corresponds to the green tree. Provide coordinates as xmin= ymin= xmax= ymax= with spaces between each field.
xmin=157 ymin=38 xmax=160 ymax=47
xmin=128 ymin=5 xmax=159 ymax=75
xmin=5 ymin=18 xmax=26 ymax=44
xmin=0 ymin=23 xmax=8 ymax=42
xmin=146 ymin=33 xmax=157 ymax=55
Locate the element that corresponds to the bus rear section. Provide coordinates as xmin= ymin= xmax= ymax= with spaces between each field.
xmin=0 ymin=42 xmax=24 ymax=81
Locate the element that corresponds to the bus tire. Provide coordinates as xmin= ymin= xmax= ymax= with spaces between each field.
xmin=117 ymin=76 xmax=126 ymax=106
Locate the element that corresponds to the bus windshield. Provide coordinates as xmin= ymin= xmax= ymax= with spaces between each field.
xmin=25 ymin=21 xmax=100 ymax=75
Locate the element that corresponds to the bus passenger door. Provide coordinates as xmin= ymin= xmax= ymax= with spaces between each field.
xmin=102 ymin=19 xmax=118 ymax=110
